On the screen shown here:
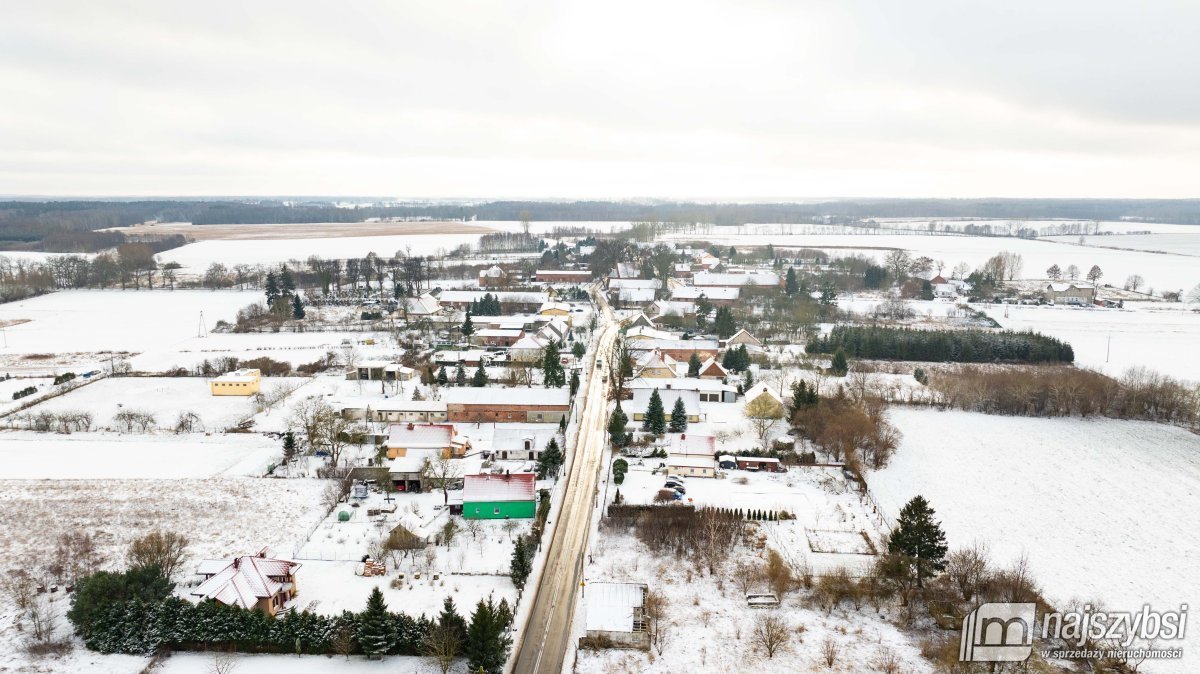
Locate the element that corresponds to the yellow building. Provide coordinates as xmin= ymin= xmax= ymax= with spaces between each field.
xmin=210 ymin=368 xmax=262 ymax=396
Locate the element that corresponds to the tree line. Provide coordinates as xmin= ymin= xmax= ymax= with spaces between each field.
xmin=807 ymin=325 xmax=1074 ymax=364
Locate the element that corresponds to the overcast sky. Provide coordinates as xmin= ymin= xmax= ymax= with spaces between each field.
xmin=2 ymin=1 xmax=1198 ymax=199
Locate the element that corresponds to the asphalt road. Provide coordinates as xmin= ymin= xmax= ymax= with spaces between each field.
xmin=512 ymin=291 xmax=618 ymax=674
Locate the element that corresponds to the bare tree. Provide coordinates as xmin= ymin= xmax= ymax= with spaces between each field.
xmin=208 ymin=650 xmax=238 ymax=674
xmin=946 ymin=541 xmax=991 ymax=602
xmin=744 ymin=395 xmax=784 ymax=450
xmin=644 ymin=590 xmax=668 ymax=652
xmin=1124 ymin=274 xmax=1145 ymax=292
xmin=422 ymin=455 xmax=464 ymax=506
xmin=421 ymin=622 xmax=460 ymax=674
xmin=1066 ymin=264 xmax=1081 ymax=280
xmin=873 ymin=645 xmax=902 ymax=674
xmin=127 ymin=531 xmax=190 ymax=580
xmin=752 ymin=613 xmax=790 ymax=659
xmin=883 ymin=250 xmax=912 ymax=283
xmin=173 ymin=410 xmax=203 ymax=434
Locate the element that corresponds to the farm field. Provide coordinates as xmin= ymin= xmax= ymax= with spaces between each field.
xmin=1045 ymin=232 xmax=1200 ymax=256
xmin=0 ymin=432 xmax=283 ymax=479
xmin=989 ymin=303 xmax=1200 ymax=381
xmin=160 ymin=233 xmax=500 ymax=271
xmin=0 ymin=290 xmax=252 ymax=371
xmin=870 ymin=408 xmax=1200 ymax=673
xmin=665 ymin=231 xmax=1200 ymax=293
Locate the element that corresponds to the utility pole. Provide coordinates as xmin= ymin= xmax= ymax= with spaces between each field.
xmin=1106 ymin=333 xmax=1111 ymax=363
xmin=197 ymin=311 xmax=207 ymax=338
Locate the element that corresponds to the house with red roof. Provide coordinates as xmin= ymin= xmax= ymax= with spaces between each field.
xmin=190 ymin=550 xmax=300 ymax=617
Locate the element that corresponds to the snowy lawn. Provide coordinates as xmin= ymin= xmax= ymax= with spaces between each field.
xmin=870 ymin=407 xmax=1200 ymax=673
xmin=0 ymin=431 xmax=285 ymax=479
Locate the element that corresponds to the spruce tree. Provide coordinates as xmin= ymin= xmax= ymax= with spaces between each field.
xmin=472 ymin=363 xmax=488 ymax=387
xmin=280 ymin=265 xmax=295 ymax=296
xmin=642 ymin=389 xmax=666 ymax=435
xmin=465 ymin=595 xmax=512 ymax=674
xmin=291 ymin=294 xmax=305 ymax=319
xmin=509 ymin=538 xmax=532 ymax=589
xmin=264 ymin=272 xmax=280 ymax=304
xmin=571 ymin=341 xmax=586 ymax=359
xmin=282 ymin=431 xmax=297 ymax=463
xmin=668 ymin=396 xmax=688 ymax=433
xmin=357 ymin=587 xmax=394 ymax=659
xmin=461 ymin=308 xmax=475 ymax=338
xmin=743 ymin=368 xmax=754 ymax=389
xmin=437 ymin=596 xmax=468 ymax=649
xmin=436 ymin=366 xmax=449 ymax=386
xmin=537 ymin=438 xmax=563 ymax=479
xmin=542 ymin=342 xmax=565 ymax=388
xmin=830 ymin=348 xmax=849 ymax=376
xmin=887 ymin=495 xmax=949 ymax=588
xmin=785 ymin=267 xmax=799 ymax=295
xmin=608 ymin=402 xmax=628 ymax=446
xmin=687 ymin=353 xmax=701 ymax=377
xmin=455 ymin=363 xmax=466 ymax=386
xmin=713 ymin=306 xmax=736 ymax=339
xmin=569 ymin=368 xmax=580 ymax=396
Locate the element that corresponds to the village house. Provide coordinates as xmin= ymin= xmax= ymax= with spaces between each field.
xmin=633 ymin=350 xmax=681 ymax=378
xmin=693 ymin=271 xmax=782 ymax=288
xmin=644 ymin=299 xmax=697 ymax=321
xmin=442 ymin=387 xmax=571 ymax=423
xmin=671 ymin=285 xmax=739 ymax=306
xmin=636 ymin=339 xmax=720 ymax=362
xmin=667 ymin=454 xmax=717 ymax=478
xmin=400 ymin=292 xmax=442 ymax=317
xmin=385 ymin=422 xmax=470 ymax=460
xmin=744 ymin=382 xmax=785 ymax=409
xmin=535 ymin=269 xmax=592 ymax=283
xmin=436 ymin=290 xmax=550 ymax=313
xmin=617 ymin=287 xmax=656 ymax=306
xmin=348 ymin=361 xmax=417 ymax=382
xmin=721 ymin=328 xmax=763 ymax=351
xmin=1043 ymin=282 xmax=1096 ymax=305
xmin=387 ymin=448 xmax=449 ymax=492
xmin=462 ymin=473 xmax=537 ymax=519
xmin=583 ymin=582 xmax=650 ymax=650
xmin=537 ymin=301 xmax=572 ymax=326
xmin=478 ymin=265 xmax=508 ymax=287
xmin=695 ymin=357 xmax=730 ymax=380
xmin=190 ymin=551 xmax=300 ymax=617
xmin=612 ymin=262 xmax=642 ymax=279
xmin=475 ymin=328 xmax=524 ymax=347
xmin=491 ymin=426 xmax=560 ymax=461
xmin=433 ymin=349 xmax=496 ymax=368
xmin=664 ymin=432 xmax=716 ymax=457
xmin=628 ymin=377 xmax=737 ymax=403
xmin=209 ymin=368 xmax=261 ymax=396
xmin=735 ymin=455 xmax=783 ymax=472
xmin=627 ymin=388 xmax=702 ymax=425
xmin=339 ymin=399 xmax=449 ymax=424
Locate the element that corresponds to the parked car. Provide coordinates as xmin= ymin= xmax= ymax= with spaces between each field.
xmin=666 ymin=475 xmax=687 ymax=483
xmin=664 ymin=479 xmax=683 ymax=489
xmin=667 ymin=484 xmax=686 ymax=495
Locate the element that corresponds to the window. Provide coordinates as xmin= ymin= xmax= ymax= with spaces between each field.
xmin=493 ymin=507 xmax=501 ymax=515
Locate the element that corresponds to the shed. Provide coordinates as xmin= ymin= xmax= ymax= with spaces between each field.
xmin=583 ymin=582 xmax=650 ymax=650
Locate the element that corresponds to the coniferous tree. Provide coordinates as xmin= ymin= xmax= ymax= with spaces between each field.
xmin=264 ymin=272 xmax=280 ymax=304
xmin=571 ymin=341 xmax=586 ymax=359
xmin=536 ymin=438 xmax=563 ymax=479
xmin=437 ymin=596 xmax=468 ymax=650
xmin=436 ymin=366 xmax=449 ymax=386
xmin=785 ymin=267 xmax=799 ymax=296
xmin=668 ymin=396 xmax=688 ymax=433
xmin=713 ymin=306 xmax=736 ymax=339
xmin=357 ymin=587 xmax=394 ymax=659
xmin=472 ymin=363 xmax=488 ymax=387
xmin=569 ymin=368 xmax=580 ymax=396
xmin=455 ymin=363 xmax=466 ymax=386
xmin=743 ymin=368 xmax=754 ymax=389
xmin=542 ymin=342 xmax=565 ymax=388
xmin=642 ymin=389 xmax=666 ymax=434
xmin=830 ymin=348 xmax=849 ymax=376
xmin=509 ymin=538 xmax=532 ymax=589
xmin=559 ymin=415 xmax=567 ymax=433
xmin=279 ymin=265 xmax=296 ymax=296
xmin=887 ymin=495 xmax=948 ymax=588
xmin=608 ymin=402 xmax=628 ymax=446
xmin=461 ymin=308 xmax=475 ymax=338
xmin=282 ymin=431 xmax=297 ymax=463
xmin=465 ymin=595 xmax=512 ymax=674
xmin=291 ymin=294 xmax=306 ymax=319
xmin=687 ymin=353 xmax=701 ymax=377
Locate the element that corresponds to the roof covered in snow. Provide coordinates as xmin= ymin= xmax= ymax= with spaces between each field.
xmin=693 ymin=271 xmax=780 ymax=287
xmin=443 ymin=387 xmax=570 ymax=407
xmin=386 ymin=423 xmax=457 ymax=448
xmin=585 ymin=582 xmax=646 ymax=633
xmin=671 ymin=286 xmax=739 ymax=301
xmin=191 ymin=555 xmax=300 ymax=610
xmin=463 ymin=473 xmax=536 ymax=502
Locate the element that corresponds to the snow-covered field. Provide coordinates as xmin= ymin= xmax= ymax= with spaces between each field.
xmin=0 ymin=431 xmax=284 ymax=479
xmin=10 ymin=376 xmax=308 ymax=431
xmin=161 ymin=234 xmax=494 ymax=270
xmin=870 ymin=408 xmax=1200 ymax=673
xmin=989 ymin=303 xmax=1200 ymax=381
xmin=666 ymin=231 xmax=1200 ymax=293
xmin=0 ymin=290 xmax=253 ymax=371
xmin=1045 ymin=232 xmax=1200 ymax=256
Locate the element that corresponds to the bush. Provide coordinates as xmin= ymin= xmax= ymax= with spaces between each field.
xmin=807 ymin=325 xmax=1074 ymax=364
xmin=912 ymin=367 xmax=928 ymax=385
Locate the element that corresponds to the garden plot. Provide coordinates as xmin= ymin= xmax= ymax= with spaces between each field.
xmin=578 ymin=523 xmax=930 ymax=674
xmin=990 ymin=303 xmax=1200 ymax=381
xmin=870 ymin=408 xmax=1200 ymax=673
xmin=10 ymin=376 xmax=307 ymax=432
xmin=0 ymin=431 xmax=285 ymax=479
xmin=613 ymin=466 xmax=884 ymax=576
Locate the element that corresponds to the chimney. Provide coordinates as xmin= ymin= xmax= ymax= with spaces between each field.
xmin=407 ymin=422 xmax=415 ymax=431
xmin=681 ymin=434 xmax=686 ymax=440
